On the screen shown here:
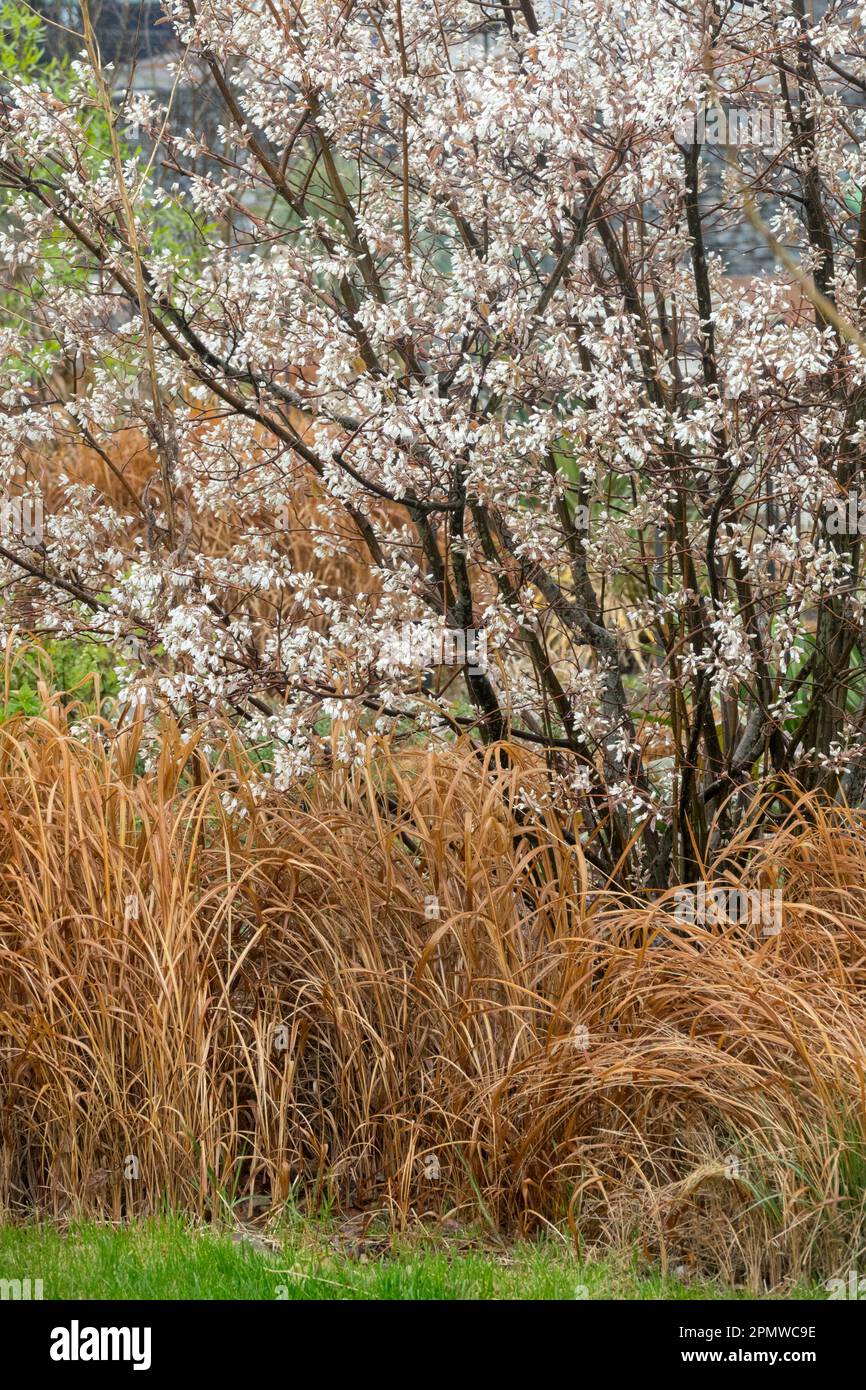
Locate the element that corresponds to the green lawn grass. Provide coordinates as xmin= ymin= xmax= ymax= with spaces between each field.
xmin=0 ymin=1220 xmax=826 ymax=1300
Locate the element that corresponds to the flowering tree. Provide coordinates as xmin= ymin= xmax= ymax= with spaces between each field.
xmin=1 ymin=0 xmax=866 ymax=886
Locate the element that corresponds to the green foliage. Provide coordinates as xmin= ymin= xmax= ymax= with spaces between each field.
xmin=0 ymin=675 xmax=41 ymax=721
xmin=1 ymin=636 xmax=122 ymax=720
xmin=0 ymin=1219 xmax=817 ymax=1300
xmin=0 ymin=0 xmax=46 ymax=79
xmin=45 ymin=636 xmax=122 ymax=703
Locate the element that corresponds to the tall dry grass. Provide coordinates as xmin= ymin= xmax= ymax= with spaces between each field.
xmin=1 ymin=692 xmax=865 ymax=1288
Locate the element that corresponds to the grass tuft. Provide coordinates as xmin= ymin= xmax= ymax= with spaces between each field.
xmin=1 ymin=693 xmax=866 ymax=1289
